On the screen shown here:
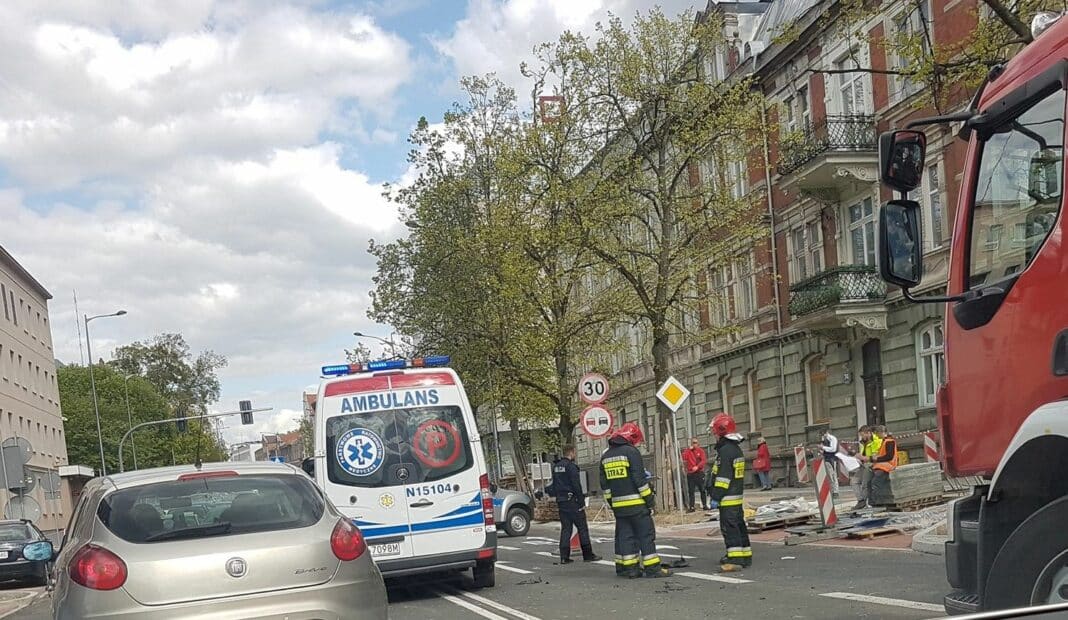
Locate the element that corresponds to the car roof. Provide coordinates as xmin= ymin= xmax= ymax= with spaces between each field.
xmin=100 ymin=461 xmax=301 ymax=491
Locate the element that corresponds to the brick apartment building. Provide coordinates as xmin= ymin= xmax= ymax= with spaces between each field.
xmin=576 ymin=0 xmax=976 ymax=483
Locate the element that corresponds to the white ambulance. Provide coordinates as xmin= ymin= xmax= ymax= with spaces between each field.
xmin=311 ymin=356 xmax=496 ymax=587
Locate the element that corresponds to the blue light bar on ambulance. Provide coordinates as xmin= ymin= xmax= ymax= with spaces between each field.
xmin=320 ymin=355 xmax=452 ymax=377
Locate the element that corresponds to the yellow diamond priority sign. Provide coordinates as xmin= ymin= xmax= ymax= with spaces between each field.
xmin=656 ymin=376 xmax=690 ymax=413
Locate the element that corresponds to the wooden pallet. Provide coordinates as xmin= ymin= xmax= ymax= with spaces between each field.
xmin=845 ymin=526 xmax=905 ymax=540
xmin=875 ymin=495 xmax=944 ymax=512
xmin=746 ymin=512 xmax=816 ymax=532
xmin=784 ymin=525 xmax=842 ymax=545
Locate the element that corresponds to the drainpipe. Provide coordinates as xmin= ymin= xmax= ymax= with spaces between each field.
xmin=759 ymin=98 xmax=791 ymax=450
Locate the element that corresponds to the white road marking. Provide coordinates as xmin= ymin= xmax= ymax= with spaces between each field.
xmin=675 ymin=571 xmax=753 ymax=584
xmin=819 ymin=592 xmax=944 ymax=612
xmin=498 ymin=545 xmax=520 ymax=550
xmin=534 ymin=551 xmax=555 ymax=558
xmin=436 ymin=590 xmax=512 ymax=620
xmin=593 ymin=560 xmax=616 ymax=567
xmin=442 ymin=587 xmax=544 ymax=620
xmin=496 ymin=562 xmax=534 ymax=574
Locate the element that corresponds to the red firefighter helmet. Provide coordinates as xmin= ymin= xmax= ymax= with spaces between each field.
xmin=710 ymin=412 xmax=737 ymax=438
xmin=611 ymin=422 xmax=644 ymax=446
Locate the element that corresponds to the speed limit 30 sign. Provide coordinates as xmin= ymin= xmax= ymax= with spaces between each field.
xmin=578 ymin=372 xmax=610 ymax=404
xmin=580 ymin=405 xmax=614 ymax=439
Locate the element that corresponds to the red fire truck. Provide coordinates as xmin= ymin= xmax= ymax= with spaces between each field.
xmin=876 ymin=12 xmax=1068 ymax=614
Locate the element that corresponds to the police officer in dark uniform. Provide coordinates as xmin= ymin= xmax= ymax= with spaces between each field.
xmin=709 ymin=412 xmax=752 ymax=571
xmin=599 ymin=423 xmax=670 ymax=578
xmin=548 ymin=444 xmax=600 ymax=563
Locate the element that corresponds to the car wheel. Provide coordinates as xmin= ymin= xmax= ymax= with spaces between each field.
xmin=984 ymin=495 xmax=1068 ymax=609
xmin=504 ymin=507 xmax=530 ymax=537
xmin=473 ymin=560 xmax=495 ymax=588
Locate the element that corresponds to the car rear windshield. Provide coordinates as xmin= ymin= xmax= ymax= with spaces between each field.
xmin=98 ymin=474 xmax=325 ymax=544
xmin=326 ymin=405 xmax=474 ymax=488
xmin=0 ymin=524 xmax=32 ymax=542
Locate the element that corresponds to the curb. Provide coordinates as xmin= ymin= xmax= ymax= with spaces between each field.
xmin=0 ymin=589 xmax=46 ymax=620
xmin=911 ymin=523 xmax=947 ymax=556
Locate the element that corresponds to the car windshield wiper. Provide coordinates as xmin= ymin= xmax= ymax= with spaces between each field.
xmin=143 ymin=521 xmax=232 ymax=543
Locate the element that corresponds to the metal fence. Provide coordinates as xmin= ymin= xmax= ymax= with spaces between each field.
xmin=776 ymin=114 xmax=878 ymax=176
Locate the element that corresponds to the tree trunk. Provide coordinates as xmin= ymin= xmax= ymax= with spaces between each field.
xmin=555 ymin=351 xmax=576 ymax=443
xmin=509 ymin=418 xmax=531 ymax=494
xmin=650 ymin=324 xmax=677 ymax=511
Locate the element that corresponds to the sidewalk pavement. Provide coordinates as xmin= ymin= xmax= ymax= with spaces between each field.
xmin=0 ymin=588 xmax=45 ymax=619
xmin=586 ymin=485 xmax=939 ymax=552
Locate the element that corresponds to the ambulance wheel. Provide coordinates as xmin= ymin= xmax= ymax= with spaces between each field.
xmin=504 ymin=507 xmax=530 ymax=537
xmin=984 ymin=495 xmax=1068 ymax=609
xmin=473 ymin=560 xmax=495 ymax=588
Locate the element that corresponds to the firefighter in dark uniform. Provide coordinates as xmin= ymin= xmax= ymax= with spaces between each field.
xmin=548 ymin=444 xmax=601 ymax=563
xmin=709 ymin=412 xmax=752 ymax=571
xmin=599 ymin=422 xmax=670 ymax=578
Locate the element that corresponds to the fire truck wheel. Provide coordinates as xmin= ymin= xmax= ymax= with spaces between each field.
xmin=984 ymin=495 xmax=1068 ymax=609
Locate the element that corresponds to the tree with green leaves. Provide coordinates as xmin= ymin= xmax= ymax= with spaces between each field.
xmin=530 ymin=9 xmax=769 ymax=507
xmin=369 ymin=75 xmax=624 ymax=478
xmin=58 ymin=364 xmax=225 ymax=473
xmin=111 ymin=333 xmax=227 ymax=418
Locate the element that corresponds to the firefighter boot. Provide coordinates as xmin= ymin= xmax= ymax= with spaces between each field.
xmin=581 ymin=546 xmax=602 ymax=562
xmin=644 ymin=565 xmax=672 ymax=578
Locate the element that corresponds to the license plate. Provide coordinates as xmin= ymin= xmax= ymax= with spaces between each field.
xmin=369 ymin=542 xmax=401 ymax=558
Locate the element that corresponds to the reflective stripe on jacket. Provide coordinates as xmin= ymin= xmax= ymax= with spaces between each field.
xmin=599 ymin=438 xmax=653 ymax=516
xmin=710 ymin=438 xmax=746 ymax=507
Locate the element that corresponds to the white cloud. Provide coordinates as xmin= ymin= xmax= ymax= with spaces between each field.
xmin=0 ymin=2 xmax=412 ymax=448
xmin=0 ymin=2 xmax=412 ymax=189
xmin=435 ymin=0 xmax=698 ymax=93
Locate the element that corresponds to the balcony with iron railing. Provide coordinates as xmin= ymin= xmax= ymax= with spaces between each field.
xmin=776 ymin=115 xmax=878 ymax=186
xmin=787 ymin=265 xmax=888 ymax=331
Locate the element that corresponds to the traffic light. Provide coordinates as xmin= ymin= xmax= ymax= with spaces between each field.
xmin=175 ymin=406 xmax=188 ymax=433
xmin=240 ymin=400 xmax=253 ymax=425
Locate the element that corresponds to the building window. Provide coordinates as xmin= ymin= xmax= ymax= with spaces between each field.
xmin=917 ymin=323 xmax=945 ymax=406
xmin=789 ymin=220 xmax=824 ymax=282
xmin=9 ymin=291 xmax=16 ymax=326
xmin=804 ymin=355 xmax=829 ymax=425
xmin=781 ymin=96 xmax=796 ymax=135
xmin=889 ymin=0 xmax=931 ymax=103
xmin=708 ymin=264 xmax=731 ymax=326
xmin=746 ymin=370 xmax=759 ymax=431
xmin=922 ymin=160 xmax=945 ymax=248
xmin=719 ymin=374 xmax=733 ymax=417
xmin=847 ymin=197 xmax=877 ymax=266
xmin=0 ymin=284 xmax=7 ymax=321
xmin=730 ymin=158 xmax=748 ymax=199
xmin=798 ymin=86 xmax=810 ymax=128
xmin=835 ymin=52 xmax=869 ymax=115
xmin=732 ymin=253 xmax=756 ymax=319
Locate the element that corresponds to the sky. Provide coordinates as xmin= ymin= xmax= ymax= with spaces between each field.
xmin=0 ymin=0 xmax=696 ymax=451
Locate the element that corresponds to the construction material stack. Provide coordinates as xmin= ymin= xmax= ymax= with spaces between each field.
xmin=870 ymin=462 xmax=943 ymax=508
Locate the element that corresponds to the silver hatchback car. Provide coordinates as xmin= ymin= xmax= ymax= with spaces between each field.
xmin=52 ymin=461 xmax=387 ymax=619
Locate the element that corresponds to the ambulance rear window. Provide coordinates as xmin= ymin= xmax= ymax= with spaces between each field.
xmin=325 ymin=406 xmax=473 ymax=488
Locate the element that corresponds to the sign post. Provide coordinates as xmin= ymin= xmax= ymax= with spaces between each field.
xmin=656 ymin=377 xmax=691 ymax=513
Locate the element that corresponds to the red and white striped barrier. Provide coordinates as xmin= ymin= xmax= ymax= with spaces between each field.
xmin=794 ymin=446 xmax=810 ymax=485
xmin=924 ymin=432 xmax=940 ymax=463
xmin=812 ymin=456 xmax=838 ymax=527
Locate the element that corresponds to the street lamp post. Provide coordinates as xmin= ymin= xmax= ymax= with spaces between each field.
xmin=85 ymin=310 xmax=127 ymax=476
xmin=353 ymin=331 xmax=400 ymax=358
xmin=122 ymin=374 xmax=139 ymax=470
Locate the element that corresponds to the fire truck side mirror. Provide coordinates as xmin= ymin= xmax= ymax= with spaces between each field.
xmin=879 ymin=130 xmax=927 ymax=193
xmin=878 ymin=199 xmax=924 ymax=289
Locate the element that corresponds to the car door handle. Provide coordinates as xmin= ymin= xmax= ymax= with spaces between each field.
xmin=410 ymin=499 xmax=434 ymax=508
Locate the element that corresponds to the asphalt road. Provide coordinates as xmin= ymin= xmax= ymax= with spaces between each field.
xmin=11 ymin=523 xmax=949 ymax=620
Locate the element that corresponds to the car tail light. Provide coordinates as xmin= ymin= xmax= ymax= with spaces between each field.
xmin=480 ymin=474 xmax=494 ymax=526
xmin=70 ymin=545 xmax=127 ymax=591
xmin=331 ymin=519 xmax=367 ymax=561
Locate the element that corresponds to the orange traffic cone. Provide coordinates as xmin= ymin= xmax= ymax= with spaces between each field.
xmin=570 ymin=532 xmax=581 ymax=551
